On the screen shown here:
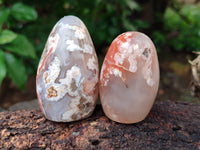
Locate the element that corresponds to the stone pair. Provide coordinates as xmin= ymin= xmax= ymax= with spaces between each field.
xmin=36 ymin=16 xmax=159 ymax=124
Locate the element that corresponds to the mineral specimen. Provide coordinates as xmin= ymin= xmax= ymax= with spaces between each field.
xmin=36 ymin=16 xmax=99 ymax=122
xmin=100 ymin=32 xmax=159 ymax=124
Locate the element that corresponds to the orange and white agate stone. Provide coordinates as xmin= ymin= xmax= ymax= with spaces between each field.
xmin=36 ymin=16 xmax=99 ymax=122
xmin=100 ymin=32 xmax=159 ymax=124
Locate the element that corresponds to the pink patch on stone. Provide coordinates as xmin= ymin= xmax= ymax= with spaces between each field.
xmin=100 ymin=32 xmax=160 ymax=124
xmin=36 ymin=16 xmax=99 ymax=122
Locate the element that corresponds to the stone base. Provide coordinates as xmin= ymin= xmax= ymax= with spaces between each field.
xmin=0 ymin=101 xmax=200 ymax=149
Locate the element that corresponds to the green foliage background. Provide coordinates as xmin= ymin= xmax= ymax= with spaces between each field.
xmin=152 ymin=1 xmax=200 ymax=52
xmin=0 ymin=2 xmax=37 ymax=89
xmin=0 ymin=0 xmax=200 ymax=90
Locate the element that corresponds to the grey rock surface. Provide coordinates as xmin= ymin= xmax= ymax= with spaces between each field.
xmin=0 ymin=101 xmax=199 ymax=149
xmin=8 ymin=99 xmax=39 ymax=111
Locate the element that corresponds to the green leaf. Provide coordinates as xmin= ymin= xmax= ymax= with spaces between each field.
xmin=4 ymin=34 xmax=37 ymax=59
xmin=152 ymin=31 xmax=166 ymax=46
xmin=133 ymin=20 xmax=149 ymax=29
xmin=122 ymin=18 xmax=137 ymax=31
xmin=164 ymin=7 xmax=184 ymax=30
xmin=4 ymin=52 xmax=27 ymax=89
xmin=11 ymin=3 xmax=38 ymax=21
xmin=0 ymin=49 xmax=6 ymax=86
xmin=125 ymin=0 xmax=141 ymax=11
xmin=0 ymin=8 xmax=10 ymax=29
xmin=180 ymin=4 xmax=200 ymax=24
xmin=0 ymin=30 xmax=17 ymax=45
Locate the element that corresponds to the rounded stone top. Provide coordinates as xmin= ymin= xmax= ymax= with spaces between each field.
xmin=58 ymin=15 xmax=82 ymax=27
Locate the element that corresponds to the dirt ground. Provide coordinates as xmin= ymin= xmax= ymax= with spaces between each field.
xmin=0 ymin=76 xmax=37 ymax=109
xmin=0 ymin=50 xmax=199 ymax=109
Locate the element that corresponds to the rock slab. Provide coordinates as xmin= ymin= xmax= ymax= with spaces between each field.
xmin=0 ymin=101 xmax=200 ymax=149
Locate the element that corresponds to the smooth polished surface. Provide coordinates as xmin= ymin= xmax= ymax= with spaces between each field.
xmin=36 ymin=16 xmax=99 ymax=122
xmin=100 ymin=32 xmax=159 ymax=124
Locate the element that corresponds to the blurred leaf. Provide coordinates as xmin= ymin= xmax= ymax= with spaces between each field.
xmin=133 ymin=20 xmax=149 ymax=29
xmin=0 ymin=49 xmax=6 ymax=85
xmin=122 ymin=18 xmax=137 ymax=31
xmin=162 ymin=2 xmax=200 ymax=52
xmin=164 ymin=7 xmax=184 ymax=30
xmin=0 ymin=8 xmax=10 ymax=29
xmin=4 ymin=52 xmax=27 ymax=89
xmin=171 ymin=35 xmax=184 ymax=51
xmin=152 ymin=31 xmax=166 ymax=52
xmin=106 ymin=3 xmax=114 ymax=13
xmin=10 ymin=3 xmax=37 ymax=21
xmin=4 ymin=34 xmax=36 ymax=59
xmin=0 ymin=30 xmax=17 ymax=45
xmin=83 ymin=8 xmax=90 ymax=15
xmin=95 ymin=0 xmax=102 ymax=5
xmin=180 ymin=4 xmax=200 ymax=24
xmin=125 ymin=0 xmax=141 ymax=11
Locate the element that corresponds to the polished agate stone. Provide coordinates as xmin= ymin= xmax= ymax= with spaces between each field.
xmin=36 ymin=16 xmax=99 ymax=122
xmin=100 ymin=32 xmax=159 ymax=124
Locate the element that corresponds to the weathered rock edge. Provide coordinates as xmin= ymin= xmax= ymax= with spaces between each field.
xmin=0 ymin=101 xmax=200 ymax=149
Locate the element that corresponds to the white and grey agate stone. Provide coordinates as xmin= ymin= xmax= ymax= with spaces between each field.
xmin=36 ymin=16 xmax=99 ymax=122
